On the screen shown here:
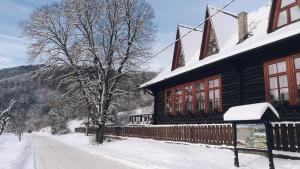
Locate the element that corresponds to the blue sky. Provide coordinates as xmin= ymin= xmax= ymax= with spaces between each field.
xmin=0 ymin=0 xmax=269 ymax=70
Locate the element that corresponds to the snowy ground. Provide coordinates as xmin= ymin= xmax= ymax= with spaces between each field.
xmin=37 ymin=132 xmax=300 ymax=169
xmin=0 ymin=134 xmax=33 ymax=169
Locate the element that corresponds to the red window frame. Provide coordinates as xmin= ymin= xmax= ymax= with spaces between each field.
xmin=165 ymin=89 xmax=174 ymax=115
xmin=208 ymin=76 xmax=222 ymax=112
xmin=164 ymin=75 xmax=222 ymax=115
xmin=263 ymin=55 xmax=300 ymax=105
xmin=269 ymin=0 xmax=300 ymax=32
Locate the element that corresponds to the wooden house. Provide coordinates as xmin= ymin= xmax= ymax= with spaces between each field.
xmin=141 ymin=0 xmax=300 ymax=124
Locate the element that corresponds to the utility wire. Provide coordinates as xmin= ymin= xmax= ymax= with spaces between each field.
xmin=113 ymin=0 xmax=237 ymax=82
xmin=148 ymin=0 xmax=237 ymax=63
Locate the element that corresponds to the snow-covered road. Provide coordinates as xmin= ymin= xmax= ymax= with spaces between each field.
xmin=32 ymin=135 xmax=134 ymax=169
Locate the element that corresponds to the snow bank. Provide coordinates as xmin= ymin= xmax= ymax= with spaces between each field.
xmin=0 ymin=134 xmax=33 ymax=169
xmin=39 ymin=133 xmax=300 ymax=169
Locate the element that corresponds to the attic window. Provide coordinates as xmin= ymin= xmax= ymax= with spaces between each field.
xmin=269 ymin=0 xmax=300 ymax=31
xmin=200 ymin=19 xmax=219 ymax=59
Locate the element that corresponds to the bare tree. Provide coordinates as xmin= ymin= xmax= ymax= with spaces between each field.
xmin=0 ymin=99 xmax=15 ymax=135
xmin=22 ymin=0 xmax=155 ymax=143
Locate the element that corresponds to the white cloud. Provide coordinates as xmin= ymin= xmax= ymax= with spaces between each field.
xmin=0 ymin=35 xmax=28 ymax=69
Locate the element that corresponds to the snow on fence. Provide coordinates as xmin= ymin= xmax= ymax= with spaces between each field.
xmin=272 ymin=122 xmax=300 ymax=152
xmin=103 ymin=124 xmax=233 ymax=146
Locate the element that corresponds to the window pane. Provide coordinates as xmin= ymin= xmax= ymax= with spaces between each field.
xmin=280 ymin=88 xmax=289 ymax=101
xmin=277 ymin=62 xmax=286 ymax=73
xmin=278 ymin=11 xmax=288 ymax=27
xmin=269 ymin=77 xmax=278 ymax=89
xmin=209 ymin=90 xmax=214 ymax=99
xmin=291 ymin=5 xmax=300 ymax=21
xmin=270 ymin=89 xmax=279 ymax=101
xmin=215 ymin=89 xmax=220 ymax=99
xmin=279 ymin=75 xmax=288 ymax=88
xmin=214 ymin=79 xmax=219 ymax=87
xmin=268 ymin=64 xmax=277 ymax=75
xmin=196 ymin=83 xmax=204 ymax=91
xmin=209 ymin=80 xmax=214 ymax=88
xmin=281 ymin=0 xmax=296 ymax=8
xmin=215 ymin=99 xmax=220 ymax=110
xmin=295 ymin=58 xmax=300 ymax=69
xmin=296 ymin=72 xmax=300 ymax=85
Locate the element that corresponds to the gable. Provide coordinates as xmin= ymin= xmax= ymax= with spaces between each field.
xmin=200 ymin=14 xmax=219 ymax=59
xmin=172 ymin=25 xmax=203 ymax=71
xmin=171 ymin=29 xmax=185 ymax=70
xmin=200 ymin=6 xmax=238 ymax=59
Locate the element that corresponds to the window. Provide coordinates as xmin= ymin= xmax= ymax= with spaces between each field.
xmin=195 ymin=82 xmax=206 ymax=112
xmin=264 ymin=55 xmax=300 ymax=104
xmin=184 ymin=85 xmax=193 ymax=113
xmin=294 ymin=57 xmax=300 ymax=102
xmin=273 ymin=0 xmax=300 ymax=29
xmin=165 ymin=90 xmax=173 ymax=114
xmin=164 ymin=75 xmax=222 ymax=115
xmin=175 ymin=88 xmax=183 ymax=114
xmin=208 ymin=78 xmax=221 ymax=111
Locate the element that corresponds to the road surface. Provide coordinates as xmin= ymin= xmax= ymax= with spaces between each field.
xmin=32 ymin=135 xmax=134 ymax=169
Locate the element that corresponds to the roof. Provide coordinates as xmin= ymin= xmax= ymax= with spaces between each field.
xmin=141 ymin=3 xmax=300 ymax=88
xmin=117 ymin=107 xmax=154 ymax=117
xmin=178 ymin=25 xmax=203 ymax=64
xmin=223 ymin=102 xmax=279 ymax=121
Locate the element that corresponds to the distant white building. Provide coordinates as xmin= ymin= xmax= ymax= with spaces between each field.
xmin=117 ymin=107 xmax=153 ymax=126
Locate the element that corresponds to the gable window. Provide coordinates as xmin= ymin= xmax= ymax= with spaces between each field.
xmin=269 ymin=0 xmax=300 ymax=31
xmin=195 ymin=82 xmax=206 ymax=112
xmin=264 ymin=55 xmax=300 ymax=104
xmin=200 ymin=15 xmax=219 ymax=59
xmin=164 ymin=75 xmax=222 ymax=115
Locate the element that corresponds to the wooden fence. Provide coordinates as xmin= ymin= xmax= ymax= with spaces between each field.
xmin=104 ymin=124 xmax=233 ymax=146
xmin=75 ymin=122 xmax=300 ymax=152
xmin=272 ymin=122 xmax=300 ymax=152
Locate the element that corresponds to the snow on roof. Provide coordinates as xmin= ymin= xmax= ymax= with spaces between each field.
xmin=223 ymin=102 xmax=279 ymax=121
xmin=141 ymin=3 xmax=300 ymax=88
xmin=208 ymin=6 xmax=238 ymax=50
xmin=117 ymin=107 xmax=154 ymax=117
xmin=178 ymin=25 xmax=203 ymax=63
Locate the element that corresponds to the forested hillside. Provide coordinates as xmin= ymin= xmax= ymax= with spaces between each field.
xmin=0 ymin=65 xmax=156 ymax=132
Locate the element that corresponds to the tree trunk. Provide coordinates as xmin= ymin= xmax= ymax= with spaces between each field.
xmin=0 ymin=126 xmax=4 ymax=135
xmin=86 ymin=114 xmax=90 ymax=136
xmin=96 ymin=125 xmax=105 ymax=144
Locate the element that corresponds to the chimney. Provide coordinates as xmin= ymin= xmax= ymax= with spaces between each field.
xmin=238 ymin=12 xmax=248 ymax=43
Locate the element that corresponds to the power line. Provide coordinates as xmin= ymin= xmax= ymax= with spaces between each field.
xmin=146 ymin=0 xmax=237 ymax=64
xmin=121 ymin=0 xmax=237 ymax=79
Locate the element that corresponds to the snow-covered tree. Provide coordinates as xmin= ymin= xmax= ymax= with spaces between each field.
xmin=22 ymin=0 xmax=155 ymax=143
xmin=0 ymin=99 xmax=15 ymax=135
